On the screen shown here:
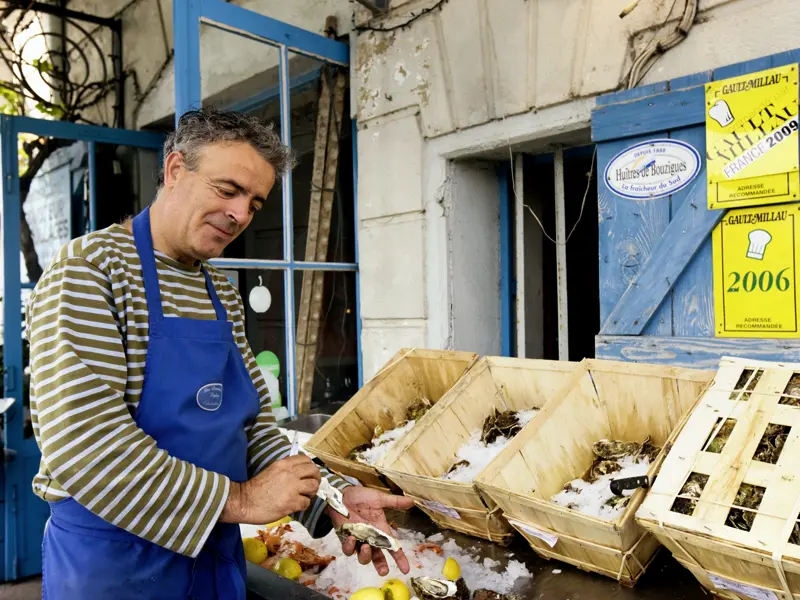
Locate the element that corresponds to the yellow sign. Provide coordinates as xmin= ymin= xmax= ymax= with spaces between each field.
xmin=706 ymin=63 xmax=799 ymax=209
xmin=714 ymin=204 xmax=800 ymax=337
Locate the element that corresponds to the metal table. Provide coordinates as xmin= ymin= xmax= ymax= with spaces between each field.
xmin=246 ymin=507 xmax=708 ymax=600
xmin=249 ymin=405 xmax=709 ymax=599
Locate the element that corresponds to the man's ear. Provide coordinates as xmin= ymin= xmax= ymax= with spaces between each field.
xmin=163 ymin=151 xmax=186 ymax=189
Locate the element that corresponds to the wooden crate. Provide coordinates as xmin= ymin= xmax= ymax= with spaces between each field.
xmin=305 ymin=348 xmax=478 ymax=492
xmin=637 ymin=357 xmax=800 ymax=600
xmin=475 ymin=359 xmax=714 ymax=586
xmin=380 ymin=357 xmax=577 ymax=544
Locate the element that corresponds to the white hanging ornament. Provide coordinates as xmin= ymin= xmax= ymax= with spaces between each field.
xmin=249 ymin=276 xmax=272 ymax=313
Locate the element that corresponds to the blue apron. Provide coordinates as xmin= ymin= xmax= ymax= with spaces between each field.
xmin=42 ymin=206 xmax=261 ymax=599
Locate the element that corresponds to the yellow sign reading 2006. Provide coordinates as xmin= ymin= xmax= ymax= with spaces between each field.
xmin=714 ymin=204 xmax=800 ymax=337
xmin=706 ymin=63 xmax=799 ymax=209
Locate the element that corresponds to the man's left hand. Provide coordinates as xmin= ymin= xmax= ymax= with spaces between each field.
xmin=327 ymin=486 xmax=415 ymax=576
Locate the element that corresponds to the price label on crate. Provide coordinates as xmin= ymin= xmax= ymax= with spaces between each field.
xmin=506 ymin=518 xmax=559 ymax=548
xmin=420 ymin=500 xmax=461 ymax=520
xmin=713 ymin=203 xmax=800 ymax=337
xmin=708 ymin=574 xmax=778 ymax=600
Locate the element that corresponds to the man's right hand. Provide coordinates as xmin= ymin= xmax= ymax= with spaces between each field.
xmin=220 ymin=455 xmax=321 ymax=524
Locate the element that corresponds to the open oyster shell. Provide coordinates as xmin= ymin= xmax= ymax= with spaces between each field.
xmin=410 ymin=577 xmax=469 ymax=600
xmin=336 ymin=522 xmax=401 ymax=552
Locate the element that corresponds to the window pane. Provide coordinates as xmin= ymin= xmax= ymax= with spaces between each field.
xmin=289 ymin=52 xmax=355 ymax=264
xmin=294 ymin=270 xmax=358 ymax=412
xmin=226 ymin=268 xmax=290 ymax=418
xmin=226 ymin=268 xmax=358 ymax=416
xmin=93 ymin=144 xmax=160 ymax=219
xmin=200 ymin=24 xmax=284 ymax=261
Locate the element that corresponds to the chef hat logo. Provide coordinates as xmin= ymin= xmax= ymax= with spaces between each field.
xmin=709 ymin=99 xmax=734 ymax=127
xmin=746 ymin=229 xmax=772 ymax=260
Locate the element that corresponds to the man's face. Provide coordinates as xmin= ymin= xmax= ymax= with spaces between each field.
xmin=161 ymin=141 xmax=276 ymax=261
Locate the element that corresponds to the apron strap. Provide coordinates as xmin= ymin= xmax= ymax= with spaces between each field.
xmin=132 ymin=207 xmax=164 ymax=323
xmin=132 ymin=206 xmax=227 ymax=323
xmin=201 ymin=267 xmax=227 ymax=321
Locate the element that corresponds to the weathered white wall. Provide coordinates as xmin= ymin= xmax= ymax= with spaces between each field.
xmin=354 ymin=0 xmax=800 ymax=134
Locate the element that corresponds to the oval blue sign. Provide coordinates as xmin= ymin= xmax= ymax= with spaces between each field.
xmin=604 ymin=139 xmax=702 ymax=200
xmin=197 ymin=383 xmax=223 ymax=411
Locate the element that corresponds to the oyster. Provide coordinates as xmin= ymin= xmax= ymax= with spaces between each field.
xmin=781 ymin=374 xmax=800 ymax=406
xmin=410 ymin=577 xmax=469 ymax=600
xmin=706 ymin=419 xmax=735 ymax=453
xmin=481 ymin=409 xmax=521 ymax=444
xmin=472 ymin=591 xmax=521 ymax=600
xmin=592 ymin=438 xmax=645 ymax=460
xmin=586 ymin=459 xmax=621 ymax=482
xmin=446 ymin=459 xmax=471 ymax=476
xmin=791 ymin=521 xmax=800 ymax=546
xmin=671 ymin=472 xmax=709 ymax=515
xmin=640 ymin=438 xmax=660 ymax=462
xmin=336 ymin=522 xmax=401 ymax=552
xmin=316 ymin=478 xmax=349 ymax=518
xmin=407 ymin=396 xmax=433 ymax=422
xmin=725 ymin=483 xmax=764 ymax=531
xmin=729 ymin=368 xmax=762 ymax=400
xmin=753 ymin=424 xmax=790 ymax=464
xmin=349 ymin=442 xmax=373 ymax=462
xmin=604 ymin=495 xmax=630 ymax=510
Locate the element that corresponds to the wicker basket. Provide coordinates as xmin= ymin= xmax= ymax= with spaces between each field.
xmin=380 ymin=357 xmax=577 ymax=544
xmin=475 ymin=359 xmax=714 ymax=586
xmin=637 ymin=357 xmax=800 ymax=600
xmin=305 ymin=348 xmax=478 ymax=492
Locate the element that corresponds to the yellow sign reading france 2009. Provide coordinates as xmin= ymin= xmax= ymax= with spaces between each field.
xmin=706 ymin=63 xmax=799 ymax=210
xmin=714 ymin=204 xmax=800 ymax=338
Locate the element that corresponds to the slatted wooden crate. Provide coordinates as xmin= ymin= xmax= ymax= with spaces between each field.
xmin=380 ymin=357 xmax=577 ymax=544
xmin=305 ymin=348 xmax=478 ymax=492
xmin=475 ymin=359 xmax=714 ymax=586
xmin=637 ymin=357 xmax=800 ymax=600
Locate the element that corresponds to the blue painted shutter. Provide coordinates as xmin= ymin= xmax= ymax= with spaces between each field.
xmin=592 ymin=50 xmax=800 ymax=369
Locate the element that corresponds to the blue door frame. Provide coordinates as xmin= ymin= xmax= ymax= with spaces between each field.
xmin=1 ymin=116 xmax=164 ymax=581
xmin=173 ymin=0 xmax=361 ymax=415
xmin=498 ymin=164 xmax=514 ymax=357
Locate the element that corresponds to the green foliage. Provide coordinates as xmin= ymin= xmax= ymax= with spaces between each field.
xmin=31 ymin=58 xmax=53 ymax=74
xmin=0 ymin=84 xmax=23 ymax=115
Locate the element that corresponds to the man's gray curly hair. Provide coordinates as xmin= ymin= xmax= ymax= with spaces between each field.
xmin=159 ymin=107 xmax=297 ymax=186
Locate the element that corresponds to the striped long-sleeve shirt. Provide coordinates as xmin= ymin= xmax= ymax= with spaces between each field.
xmin=26 ymin=223 xmax=349 ymax=558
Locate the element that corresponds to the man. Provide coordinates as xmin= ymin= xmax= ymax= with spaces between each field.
xmin=27 ymin=107 xmax=414 ymax=599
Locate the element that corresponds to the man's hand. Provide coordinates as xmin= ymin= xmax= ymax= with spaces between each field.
xmin=220 ymin=455 xmax=321 ymax=524
xmin=328 ymin=486 xmax=415 ymax=576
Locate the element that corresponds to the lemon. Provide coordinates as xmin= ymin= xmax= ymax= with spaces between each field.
xmin=242 ymin=537 xmax=268 ymax=564
xmin=348 ymin=587 xmax=385 ymax=600
xmin=442 ymin=556 xmax=461 ymax=581
xmin=381 ymin=579 xmax=411 ymax=600
xmin=264 ymin=516 xmax=293 ymax=529
xmin=272 ymin=557 xmax=303 ymax=581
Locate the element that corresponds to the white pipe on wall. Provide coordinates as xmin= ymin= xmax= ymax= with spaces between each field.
xmin=554 ymin=146 xmax=569 ymax=361
xmin=514 ymin=154 xmax=525 ymax=358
